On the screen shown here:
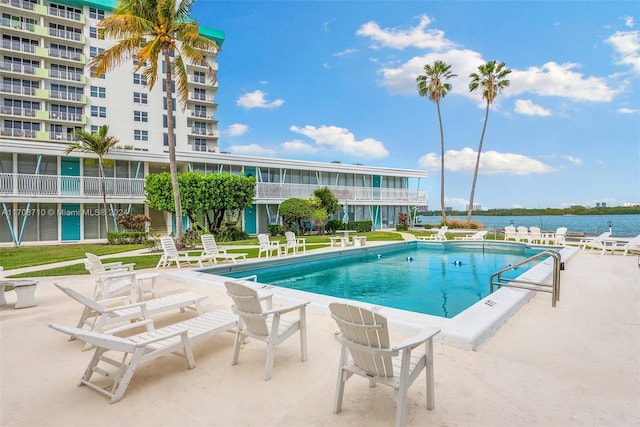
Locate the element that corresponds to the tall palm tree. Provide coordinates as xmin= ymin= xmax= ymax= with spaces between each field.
xmin=467 ymin=60 xmax=511 ymax=222
xmin=65 ymin=125 xmax=119 ymax=235
xmin=416 ymin=61 xmax=456 ymax=224
xmin=90 ymin=0 xmax=220 ymax=247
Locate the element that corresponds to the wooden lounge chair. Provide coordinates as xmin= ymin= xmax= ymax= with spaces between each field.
xmin=55 ymin=283 xmax=207 ymax=337
xmin=257 ymin=233 xmax=281 ymax=258
xmin=156 ymin=236 xmax=216 ymax=268
xmin=201 ymin=234 xmax=248 ymax=264
xmin=224 ymin=281 xmax=309 ymax=380
xmin=329 ymin=302 xmax=441 ymax=427
xmin=48 ymin=310 xmax=238 ymax=403
xmin=284 ymin=231 xmax=306 ymax=255
xmin=417 ymin=226 xmax=448 ymax=241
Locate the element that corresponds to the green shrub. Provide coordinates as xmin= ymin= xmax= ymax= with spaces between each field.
xmin=268 ymin=224 xmax=285 ymax=236
xmin=396 ymin=223 xmax=408 ymax=231
xmin=326 ymin=220 xmax=343 ymax=233
xmin=107 ymin=231 xmax=148 ymax=245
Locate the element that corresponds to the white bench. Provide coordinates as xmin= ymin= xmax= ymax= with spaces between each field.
xmin=0 ymin=279 xmax=38 ymax=309
xmin=329 ymin=236 xmax=345 ymax=247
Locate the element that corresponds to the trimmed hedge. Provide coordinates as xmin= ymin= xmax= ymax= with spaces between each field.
xmin=107 ymin=231 xmax=149 ymax=245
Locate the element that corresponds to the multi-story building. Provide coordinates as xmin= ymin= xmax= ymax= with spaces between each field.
xmin=0 ymin=0 xmax=427 ymax=245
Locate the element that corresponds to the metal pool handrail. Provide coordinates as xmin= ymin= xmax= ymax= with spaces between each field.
xmin=490 ymin=249 xmax=562 ymax=307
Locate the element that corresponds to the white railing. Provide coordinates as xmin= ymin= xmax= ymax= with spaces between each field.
xmin=254 ymin=182 xmax=427 ymax=205
xmin=0 ymin=173 xmax=146 ymax=198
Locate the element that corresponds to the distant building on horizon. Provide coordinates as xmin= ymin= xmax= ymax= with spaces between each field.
xmin=596 ymin=202 xmax=607 ymax=208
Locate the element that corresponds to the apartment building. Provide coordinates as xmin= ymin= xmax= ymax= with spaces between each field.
xmin=0 ymin=0 xmax=428 ymax=245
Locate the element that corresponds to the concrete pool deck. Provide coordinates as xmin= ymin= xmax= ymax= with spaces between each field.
xmin=1 ymin=250 xmax=639 ymax=426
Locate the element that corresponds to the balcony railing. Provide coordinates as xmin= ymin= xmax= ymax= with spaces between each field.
xmin=254 ymin=183 xmax=427 ymax=205
xmin=0 ymin=173 xmax=146 ymax=199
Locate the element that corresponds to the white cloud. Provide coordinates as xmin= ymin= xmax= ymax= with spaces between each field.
xmin=606 ymin=30 xmax=640 ymax=75
xmin=281 ymin=139 xmax=317 ymax=153
xmin=507 ymin=62 xmax=618 ymax=102
xmin=377 ymin=49 xmax=484 ymax=95
xmin=514 ymin=99 xmax=552 ymax=116
xmin=623 ymin=16 xmax=635 ymax=28
xmin=562 ymin=155 xmax=583 ymax=165
xmin=333 ymin=48 xmax=357 ymax=57
xmin=226 ymin=123 xmax=249 ymax=136
xmin=418 ymin=147 xmax=553 ymax=175
xmin=290 ymin=125 xmax=389 ymax=159
xmin=227 ymin=144 xmax=276 ymax=157
xmin=618 ymin=107 xmax=637 ymax=113
xmin=356 ymin=14 xmax=455 ymax=51
xmin=236 ymin=90 xmax=285 ymax=109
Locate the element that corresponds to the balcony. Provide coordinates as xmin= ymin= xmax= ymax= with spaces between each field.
xmin=1 ymin=61 xmax=36 ymax=75
xmin=0 ymin=106 xmax=37 ymax=117
xmin=0 ymin=173 xmax=146 ymax=201
xmin=254 ymin=183 xmax=427 ymax=205
xmin=0 ymin=128 xmax=37 ymax=138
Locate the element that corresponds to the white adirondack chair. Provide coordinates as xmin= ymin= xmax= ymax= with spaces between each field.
xmin=156 ymin=236 xmax=216 ymax=268
xmin=329 ymin=302 xmax=441 ymax=427
xmin=48 ymin=310 xmax=237 ymax=403
xmin=503 ymin=225 xmax=517 ymax=241
xmin=201 ymin=234 xmax=248 ymax=263
xmin=55 ymin=283 xmax=207 ymax=338
xmin=455 ymin=230 xmax=488 ymax=241
xmin=224 ymin=281 xmax=309 ymax=380
xmin=578 ymin=232 xmax=612 ymax=251
xmin=257 ymin=233 xmax=281 ymax=258
xmin=85 ymin=252 xmax=135 ymax=274
xmin=527 ymin=226 xmax=543 ymax=244
xmin=515 ymin=226 xmax=529 ymax=242
xmin=284 ymin=231 xmax=306 ymax=255
xmin=622 ymin=234 xmax=640 ymax=256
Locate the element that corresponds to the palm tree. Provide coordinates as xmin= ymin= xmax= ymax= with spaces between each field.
xmin=65 ymin=125 xmax=119 ymax=235
xmin=467 ymin=60 xmax=511 ymax=222
xmin=416 ymin=61 xmax=456 ymax=225
xmin=90 ymin=0 xmax=220 ymax=247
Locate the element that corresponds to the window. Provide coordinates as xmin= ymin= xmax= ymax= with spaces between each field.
xmin=89 ymin=7 xmax=105 ymax=20
xmin=133 ymin=92 xmax=148 ymax=104
xmin=134 ymin=130 xmax=148 ymax=141
xmin=193 ymin=87 xmax=206 ymax=101
xmin=90 ymin=86 xmax=106 ymax=98
xmin=133 ymin=74 xmax=147 ymax=85
xmin=163 ymin=133 xmax=175 ymax=146
xmin=194 ymin=139 xmax=207 ymax=152
xmin=90 ymin=106 xmax=106 ymax=118
xmin=161 ymin=79 xmax=176 ymax=93
xmin=89 ymin=47 xmax=104 ymax=58
xmin=89 ymin=26 xmax=104 ymax=39
xmin=133 ymin=111 xmax=148 ymax=122
xmin=90 ymin=125 xmax=99 ymax=133
xmin=193 ymin=71 xmax=205 ymax=84
xmin=162 ymin=97 xmax=176 ymax=111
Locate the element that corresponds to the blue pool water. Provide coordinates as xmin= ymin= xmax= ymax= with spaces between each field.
xmin=214 ymin=243 xmax=546 ymax=318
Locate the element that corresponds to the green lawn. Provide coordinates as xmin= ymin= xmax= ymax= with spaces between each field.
xmin=2 ymin=231 xmax=406 ymax=278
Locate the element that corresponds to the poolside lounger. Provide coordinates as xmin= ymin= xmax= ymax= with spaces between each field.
xmin=55 ymin=283 xmax=207 ymax=338
xmin=201 ymin=234 xmax=248 ymax=263
xmin=417 ymin=226 xmax=448 ymax=241
xmin=454 ymin=230 xmax=487 ymax=241
xmin=329 ymin=302 xmax=441 ymax=427
xmin=156 ymin=236 xmax=216 ymax=268
xmin=225 ymin=280 xmax=309 ymax=380
xmin=49 ymin=310 xmax=237 ymax=403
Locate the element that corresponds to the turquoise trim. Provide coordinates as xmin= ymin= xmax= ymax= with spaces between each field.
xmin=2 ymin=203 xmax=18 ymax=245
xmin=53 ymin=0 xmax=225 ymax=45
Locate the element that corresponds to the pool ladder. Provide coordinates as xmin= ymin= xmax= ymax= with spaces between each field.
xmin=490 ymin=249 xmax=562 ymax=307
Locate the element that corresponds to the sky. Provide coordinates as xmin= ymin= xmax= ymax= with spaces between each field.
xmin=190 ymin=0 xmax=640 ymax=210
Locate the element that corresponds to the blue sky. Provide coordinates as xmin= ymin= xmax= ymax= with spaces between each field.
xmin=191 ymin=1 xmax=639 ymax=210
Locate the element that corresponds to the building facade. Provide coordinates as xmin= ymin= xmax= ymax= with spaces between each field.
xmin=0 ymin=0 xmax=427 ymax=245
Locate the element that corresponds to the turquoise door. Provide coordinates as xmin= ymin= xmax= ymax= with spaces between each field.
xmin=244 ymin=205 xmax=257 ymax=234
xmin=61 ymin=157 xmax=80 ymax=195
xmin=61 ymin=203 xmax=81 ymax=241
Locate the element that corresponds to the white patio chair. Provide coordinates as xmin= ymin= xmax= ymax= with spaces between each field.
xmin=578 ymin=232 xmax=611 ymax=251
xmin=454 ymin=230 xmax=487 ymax=241
xmin=224 ymin=281 xmax=309 ymax=380
xmin=329 ymin=302 xmax=441 ymax=427
xmin=257 ymin=233 xmax=281 ymax=258
xmin=48 ymin=310 xmax=237 ymax=403
xmin=622 ymin=234 xmax=640 ymax=256
xmin=515 ymin=226 xmax=529 ymax=242
xmin=503 ymin=225 xmax=517 ymax=241
xmin=85 ymin=252 xmax=135 ymax=274
xmin=284 ymin=231 xmax=306 ymax=255
xmin=201 ymin=234 xmax=248 ymax=263
xmin=527 ymin=226 xmax=543 ymax=244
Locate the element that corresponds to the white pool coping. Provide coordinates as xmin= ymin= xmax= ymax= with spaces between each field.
xmin=169 ymin=242 xmax=578 ymax=350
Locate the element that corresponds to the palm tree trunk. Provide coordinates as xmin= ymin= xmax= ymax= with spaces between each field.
xmin=99 ymin=159 xmax=110 ymax=237
xmin=467 ymin=104 xmax=490 ymax=223
xmin=163 ymin=48 xmax=184 ymax=247
xmin=436 ymin=102 xmax=446 ymax=224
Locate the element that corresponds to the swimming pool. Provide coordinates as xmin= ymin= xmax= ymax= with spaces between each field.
xmin=204 ymin=242 xmax=546 ymax=318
